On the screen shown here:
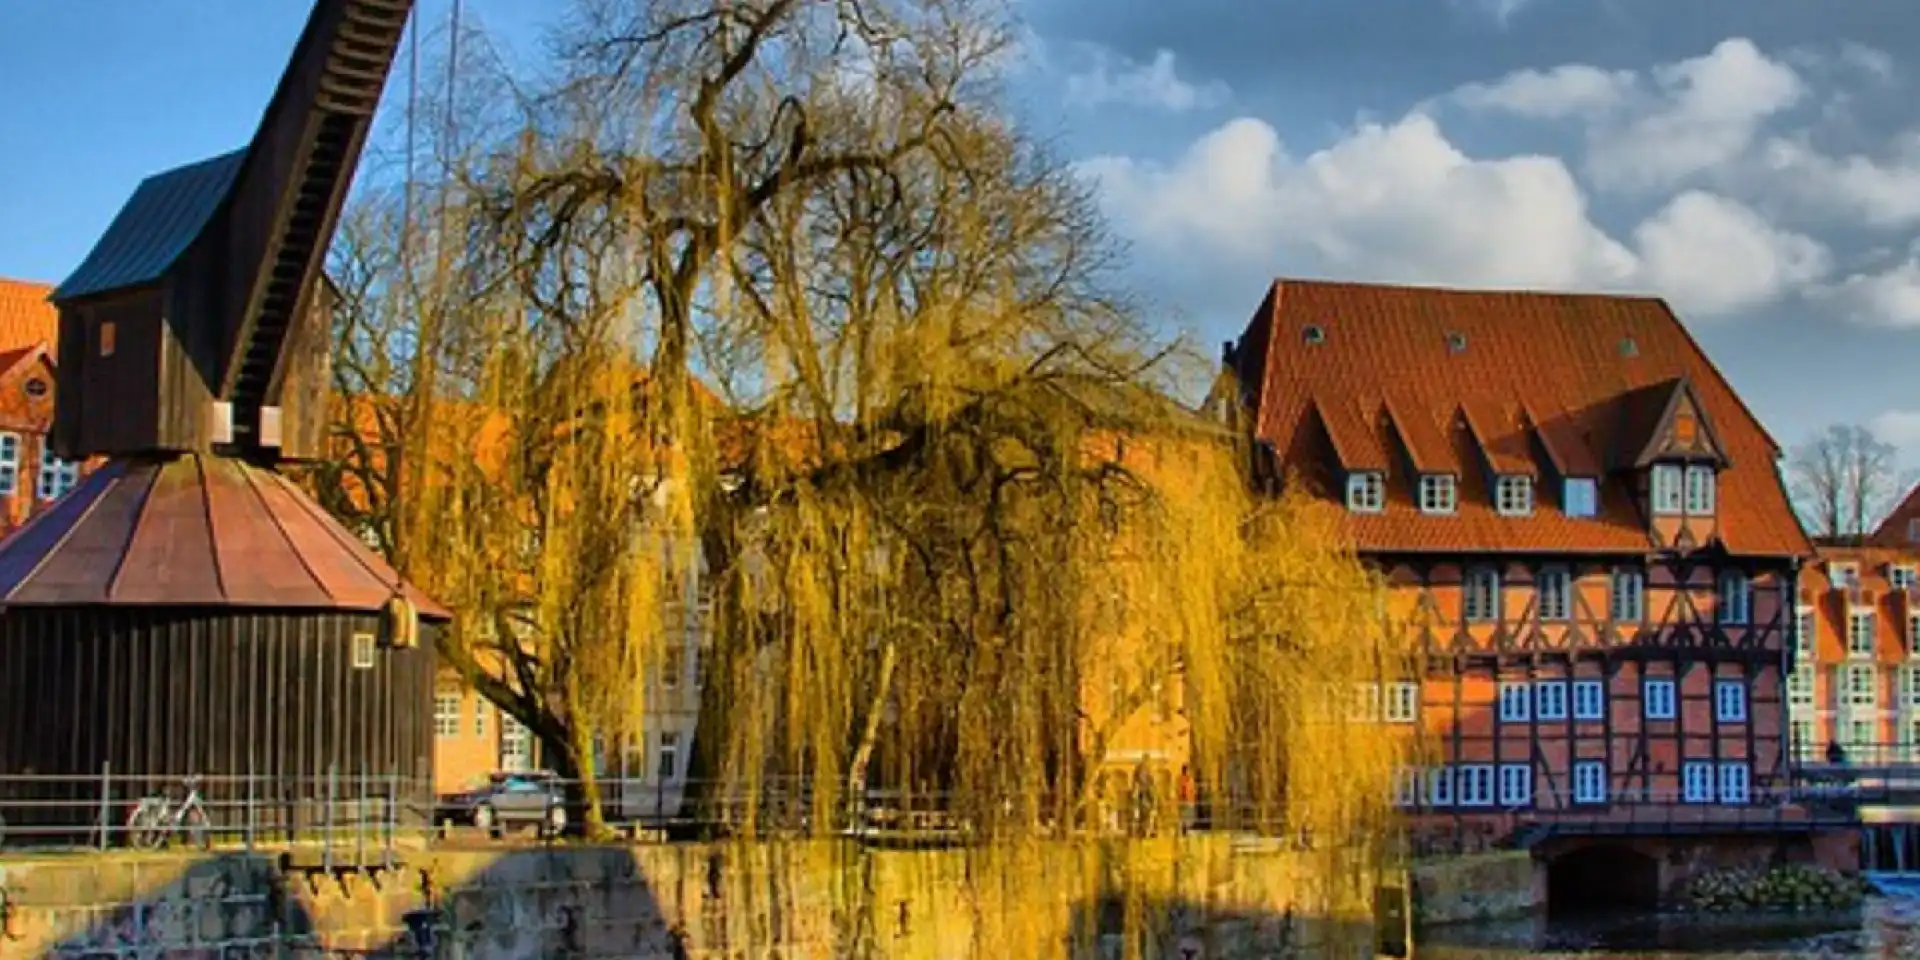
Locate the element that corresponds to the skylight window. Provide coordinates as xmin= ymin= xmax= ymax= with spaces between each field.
xmin=1346 ymin=471 xmax=1385 ymax=513
xmin=1418 ymin=474 xmax=1457 ymax=515
xmin=1495 ymin=475 xmax=1533 ymax=516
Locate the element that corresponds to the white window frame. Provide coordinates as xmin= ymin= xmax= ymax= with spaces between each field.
xmin=1717 ymin=763 xmax=1751 ymax=804
xmin=473 ymin=699 xmax=487 ymax=738
xmin=1684 ymin=464 xmax=1716 ymax=514
xmin=1346 ymin=471 xmax=1385 ymax=513
xmin=1911 ymin=614 xmax=1920 ymax=657
xmin=1392 ymin=768 xmax=1422 ymax=807
xmin=499 ymin=715 xmax=533 ymax=772
xmin=1682 ymin=760 xmax=1714 ymax=803
xmin=1832 ymin=562 xmax=1860 ymax=590
xmin=1795 ymin=605 xmax=1816 ymax=661
xmin=1572 ymin=760 xmax=1606 ymax=804
xmin=434 ymin=694 xmax=461 ymax=738
xmin=1563 ymin=476 xmax=1598 ymax=518
xmin=1786 ymin=667 xmax=1815 ymax=710
xmin=1610 ymin=568 xmax=1644 ymax=622
xmin=1849 ymin=610 xmax=1877 ymax=659
xmin=1644 ymin=679 xmax=1677 ymax=720
xmin=1349 ymin=683 xmax=1382 ymax=722
xmin=1418 ymin=474 xmax=1457 ymax=515
xmin=1498 ymin=682 xmax=1531 ymax=723
xmin=1651 ymin=463 xmax=1683 ymax=515
xmin=1427 ymin=767 xmax=1455 ymax=807
xmin=1790 ymin=718 xmax=1818 ymax=761
xmin=1844 ymin=663 xmax=1878 ymax=712
xmin=657 ymin=731 xmax=683 ymax=780
xmin=1498 ymin=764 xmax=1533 ymax=806
xmin=1456 ymin=764 xmax=1495 ymax=807
xmin=1573 ymin=680 xmax=1605 ymax=720
xmin=1464 ymin=568 xmax=1501 ymax=623
xmin=1894 ymin=565 xmax=1917 ymax=591
xmin=36 ymin=451 xmax=79 ymax=502
xmin=1714 ymin=679 xmax=1747 ymax=723
xmin=351 ymin=632 xmax=376 ymax=670
xmin=1536 ymin=681 xmax=1569 ymax=721
xmin=0 ymin=432 xmax=18 ymax=497
xmin=1494 ymin=474 xmax=1534 ymax=516
xmin=1536 ymin=567 xmax=1572 ymax=621
xmin=1901 ymin=664 xmax=1920 ymax=712
xmin=1383 ymin=681 xmax=1419 ymax=723
xmin=1717 ymin=570 xmax=1751 ymax=626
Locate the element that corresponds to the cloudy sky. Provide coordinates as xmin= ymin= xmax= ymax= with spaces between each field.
xmin=2 ymin=0 xmax=1916 ymax=459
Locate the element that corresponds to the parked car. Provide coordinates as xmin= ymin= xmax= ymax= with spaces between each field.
xmin=438 ymin=771 xmax=567 ymax=837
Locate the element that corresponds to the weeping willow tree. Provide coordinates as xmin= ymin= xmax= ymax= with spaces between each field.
xmin=315 ymin=0 xmax=1415 ymax=941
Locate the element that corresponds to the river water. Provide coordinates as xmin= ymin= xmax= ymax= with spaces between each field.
xmin=1416 ymin=895 xmax=1920 ymax=958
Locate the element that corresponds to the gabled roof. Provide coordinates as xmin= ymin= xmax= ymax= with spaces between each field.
xmin=0 ymin=278 xmax=57 ymax=352
xmin=1229 ymin=278 xmax=1809 ymax=557
xmin=52 ymin=150 xmax=245 ymax=303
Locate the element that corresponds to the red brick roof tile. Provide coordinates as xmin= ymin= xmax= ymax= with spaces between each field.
xmin=1231 ymin=279 xmax=1809 ymax=558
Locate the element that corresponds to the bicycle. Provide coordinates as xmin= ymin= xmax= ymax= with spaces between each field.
xmin=125 ymin=776 xmax=211 ymax=849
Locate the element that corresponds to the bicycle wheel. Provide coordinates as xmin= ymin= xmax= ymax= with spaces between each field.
xmin=126 ymin=801 xmax=167 ymax=850
xmin=181 ymin=804 xmax=211 ymax=849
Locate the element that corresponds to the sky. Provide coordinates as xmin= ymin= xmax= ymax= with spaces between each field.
xmin=2 ymin=0 xmax=1918 ymax=461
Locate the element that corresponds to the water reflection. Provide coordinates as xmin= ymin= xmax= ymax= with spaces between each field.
xmin=1417 ymin=896 xmax=1920 ymax=957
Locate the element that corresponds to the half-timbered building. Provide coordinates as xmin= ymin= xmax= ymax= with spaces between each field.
xmin=1789 ymin=528 xmax=1920 ymax=766
xmin=1220 ymin=279 xmax=1816 ymax=862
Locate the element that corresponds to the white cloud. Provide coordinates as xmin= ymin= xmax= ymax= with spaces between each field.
xmin=1871 ymin=409 xmax=1920 ymax=449
xmin=1757 ymin=134 xmax=1920 ymax=228
xmin=1063 ymin=47 xmax=1228 ymax=112
xmin=1452 ymin=38 xmax=1805 ymax=194
xmin=1450 ymin=64 xmax=1635 ymax=119
xmin=1079 ymin=112 xmax=1830 ymax=321
xmin=1817 ymin=243 xmax=1920 ymax=328
xmin=1631 ymin=191 xmax=1831 ymax=316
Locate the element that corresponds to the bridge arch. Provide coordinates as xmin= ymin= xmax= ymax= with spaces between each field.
xmin=1546 ymin=843 xmax=1661 ymax=915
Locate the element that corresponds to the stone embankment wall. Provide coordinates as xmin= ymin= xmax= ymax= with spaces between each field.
xmin=0 ymin=836 xmax=1400 ymax=958
xmin=1409 ymin=851 xmax=1539 ymax=926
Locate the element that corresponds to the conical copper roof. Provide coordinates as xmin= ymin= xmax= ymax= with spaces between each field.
xmin=0 ymin=454 xmax=449 ymax=616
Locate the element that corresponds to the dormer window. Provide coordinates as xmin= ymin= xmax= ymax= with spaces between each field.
xmin=1894 ymin=565 xmax=1917 ymax=591
xmin=1345 ymin=471 xmax=1385 ymax=513
xmin=1418 ymin=474 xmax=1457 ymax=515
xmin=1650 ymin=464 xmax=1684 ymax=515
xmin=1494 ymin=475 xmax=1533 ymax=516
xmin=1563 ymin=477 xmax=1598 ymax=518
xmin=1684 ymin=464 xmax=1716 ymax=514
xmin=1832 ymin=562 xmax=1860 ymax=590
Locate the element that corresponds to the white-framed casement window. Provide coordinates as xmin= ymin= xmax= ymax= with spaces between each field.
xmin=1418 ymin=474 xmax=1457 ymax=514
xmin=433 ymin=693 xmax=461 ymax=738
xmin=657 ymin=731 xmax=683 ymax=780
xmin=1572 ymin=760 xmax=1607 ymax=804
xmin=0 ymin=432 xmax=18 ymax=497
xmin=1427 ymin=768 xmax=1455 ymax=807
xmin=1392 ymin=768 xmax=1422 ymax=808
xmin=1464 ymin=568 xmax=1501 ymax=622
xmin=1717 ymin=763 xmax=1751 ymax=804
xmin=1849 ymin=610 xmax=1877 ymax=659
xmin=1498 ymin=682 xmax=1532 ymax=723
xmin=1843 ymin=665 xmax=1878 ymax=750
xmin=36 ymin=452 xmax=79 ymax=501
xmin=1498 ymin=764 xmax=1534 ymax=806
xmin=1650 ymin=463 xmax=1684 ymax=515
xmin=1682 ymin=760 xmax=1714 ymax=803
xmin=661 ymin=642 xmax=685 ymax=691
xmin=1832 ymin=562 xmax=1860 ymax=590
xmin=1796 ymin=606 xmax=1817 ymax=662
xmin=1346 ymin=471 xmax=1386 ymax=513
xmin=1716 ymin=570 xmax=1751 ymax=626
xmin=1536 ymin=567 xmax=1572 ymax=621
xmin=1573 ymin=679 xmax=1605 ymax=720
xmin=473 ymin=699 xmax=488 ymax=737
xmin=1714 ymin=679 xmax=1748 ymax=723
xmin=1911 ymin=614 xmax=1920 ymax=656
xmin=1894 ymin=565 xmax=1918 ymax=591
xmin=1610 ymin=568 xmax=1645 ymax=622
xmin=1684 ymin=464 xmax=1716 ymax=514
xmin=1786 ymin=667 xmax=1815 ymax=712
xmin=1456 ymin=765 xmax=1495 ymax=806
xmin=1563 ymin=477 xmax=1599 ymax=518
xmin=1350 ymin=683 xmax=1382 ymax=722
xmin=1790 ymin=718 xmax=1817 ymax=761
xmin=1495 ymin=474 xmax=1534 ymax=516
xmin=1899 ymin=666 xmax=1920 ymax=759
xmin=1383 ymin=682 xmax=1420 ymax=723
xmin=499 ymin=716 xmax=533 ymax=771
xmin=1536 ymin=681 xmax=1569 ymax=721
xmin=1644 ymin=679 xmax=1677 ymax=720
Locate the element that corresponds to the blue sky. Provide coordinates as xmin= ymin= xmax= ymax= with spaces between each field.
xmin=3 ymin=0 xmax=1919 ymax=461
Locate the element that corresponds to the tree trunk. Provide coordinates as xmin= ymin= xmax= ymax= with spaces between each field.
xmin=844 ymin=638 xmax=897 ymax=827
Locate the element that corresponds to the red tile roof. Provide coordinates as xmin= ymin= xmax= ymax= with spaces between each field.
xmin=0 ymin=279 xmax=56 ymax=354
xmin=1230 ymin=279 xmax=1809 ymax=558
xmin=1871 ymin=482 xmax=1920 ymax=548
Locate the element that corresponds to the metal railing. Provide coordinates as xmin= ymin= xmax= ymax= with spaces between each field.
xmin=1407 ymin=786 xmax=1876 ymax=858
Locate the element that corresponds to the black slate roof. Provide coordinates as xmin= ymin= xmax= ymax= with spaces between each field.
xmin=52 ymin=150 xmax=245 ymax=303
